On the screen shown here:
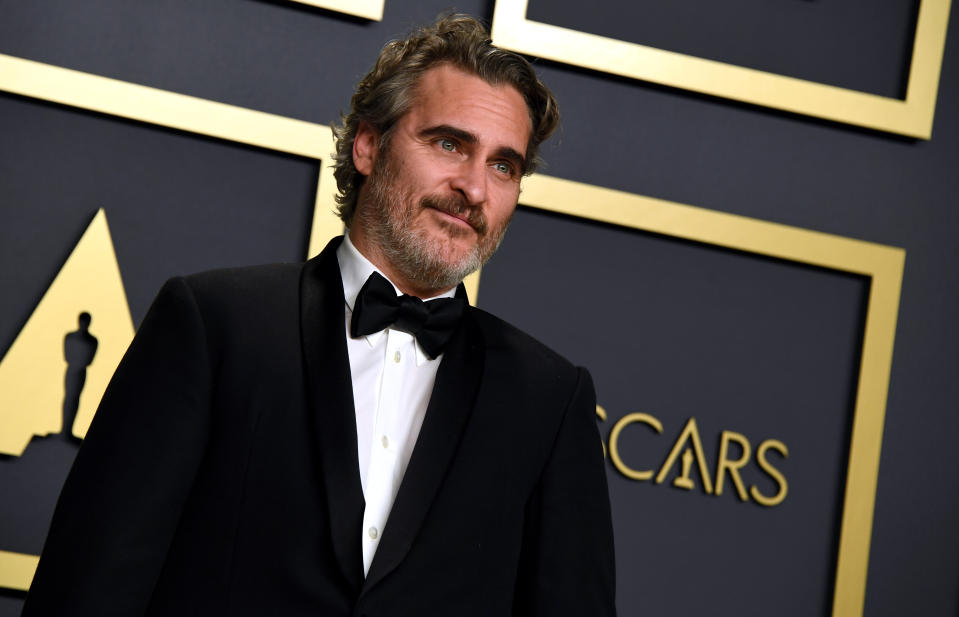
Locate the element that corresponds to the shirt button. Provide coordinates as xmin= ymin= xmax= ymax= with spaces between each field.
xmin=381 ymin=435 xmax=389 ymax=449
xmin=393 ymin=350 xmax=401 ymax=363
xmin=368 ymin=526 xmax=378 ymax=540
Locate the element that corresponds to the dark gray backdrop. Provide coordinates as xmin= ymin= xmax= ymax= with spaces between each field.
xmin=0 ymin=1 xmax=956 ymax=615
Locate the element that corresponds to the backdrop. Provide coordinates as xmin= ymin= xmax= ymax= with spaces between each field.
xmin=1 ymin=1 xmax=957 ymax=616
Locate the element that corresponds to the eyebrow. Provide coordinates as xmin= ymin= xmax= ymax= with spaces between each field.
xmin=421 ymin=124 xmax=477 ymax=145
xmin=420 ymin=124 xmax=527 ymax=171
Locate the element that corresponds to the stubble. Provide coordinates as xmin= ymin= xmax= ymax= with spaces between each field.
xmin=357 ymin=147 xmax=511 ymax=292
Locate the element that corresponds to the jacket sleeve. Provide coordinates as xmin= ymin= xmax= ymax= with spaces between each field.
xmin=22 ymin=277 xmax=213 ymax=617
xmin=513 ymin=367 xmax=617 ymax=616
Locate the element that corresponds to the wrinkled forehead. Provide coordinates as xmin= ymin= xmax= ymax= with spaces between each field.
xmin=406 ymin=65 xmax=532 ymax=148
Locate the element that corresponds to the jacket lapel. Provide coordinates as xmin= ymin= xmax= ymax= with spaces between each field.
xmin=362 ymin=300 xmax=485 ymax=592
xmin=299 ymin=236 xmax=366 ymax=593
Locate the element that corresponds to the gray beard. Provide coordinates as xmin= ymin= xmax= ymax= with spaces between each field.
xmin=358 ymin=151 xmax=508 ymax=292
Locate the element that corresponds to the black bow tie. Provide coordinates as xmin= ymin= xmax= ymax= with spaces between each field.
xmin=350 ymin=272 xmax=466 ymax=359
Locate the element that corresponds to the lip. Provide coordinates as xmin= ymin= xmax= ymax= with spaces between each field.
xmin=428 ymin=205 xmax=476 ymax=232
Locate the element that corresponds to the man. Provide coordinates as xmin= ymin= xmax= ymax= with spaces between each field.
xmin=24 ymin=14 xmax=616 ymax=616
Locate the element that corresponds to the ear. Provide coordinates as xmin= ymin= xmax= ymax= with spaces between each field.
xmin=353 ymin=122 xmax=379 ymax=177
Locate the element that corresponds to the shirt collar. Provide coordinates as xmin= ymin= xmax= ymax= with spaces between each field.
xmin=336 ymin=233 xmax=455 ymax=365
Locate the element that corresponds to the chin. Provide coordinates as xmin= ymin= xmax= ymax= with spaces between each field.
xmin=438 ymin=237 xmax=480 ymax=264
xmin=424 ymin=222 xmax=475 ymax=253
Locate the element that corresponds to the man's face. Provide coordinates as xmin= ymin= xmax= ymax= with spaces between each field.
xmin=352 ymin=64 xmax=532 ymax=295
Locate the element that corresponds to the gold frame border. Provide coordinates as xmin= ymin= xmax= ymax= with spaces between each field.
xmin=287 ymin=0 xmax=384 ymax=21
xmin=491 ymin=0 xmax=952 ymax=139
xmin=519 ymin=175 xmax=904 ymax=617
xmin=0 ymin=53 xmax=904 ymax=617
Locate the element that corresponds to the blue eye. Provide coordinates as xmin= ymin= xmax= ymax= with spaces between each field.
xmin=439 ymin=139 xmax=456 ymax=151
xmin=494 ymin=162 xmax=513 ymax=175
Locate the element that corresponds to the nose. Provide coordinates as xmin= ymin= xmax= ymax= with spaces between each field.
xmin=450 ymin=157 xmax=487 ymax=207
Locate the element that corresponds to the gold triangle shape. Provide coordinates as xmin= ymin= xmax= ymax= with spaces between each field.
xmin=0 ymin=209 xmax=134 ymax=455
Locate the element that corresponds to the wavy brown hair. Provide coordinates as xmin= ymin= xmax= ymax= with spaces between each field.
xmin=331 ymin=13 xmax=560 ymax=225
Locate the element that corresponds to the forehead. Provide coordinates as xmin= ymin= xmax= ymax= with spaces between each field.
xmin=405 ymin=64 xmax=532 ymax=150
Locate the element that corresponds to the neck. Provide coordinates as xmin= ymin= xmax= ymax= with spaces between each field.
xmin=347 ymin=228 xmax=456 ymax=299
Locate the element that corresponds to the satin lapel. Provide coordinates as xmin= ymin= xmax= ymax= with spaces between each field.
xmin=362 ymin=304 xmax=485 ymax=592
xmin=299 ymin=236 xmax=366 ymax=593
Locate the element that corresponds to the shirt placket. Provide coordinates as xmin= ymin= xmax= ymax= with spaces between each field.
xmin=360 ymin=328 xmax=409 ymax=575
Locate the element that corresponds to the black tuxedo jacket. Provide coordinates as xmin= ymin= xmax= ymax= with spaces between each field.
xmin=24 ymin=238 xmax=616 ymax=617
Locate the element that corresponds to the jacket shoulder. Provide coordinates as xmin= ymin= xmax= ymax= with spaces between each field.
xmin=167 ymin=262 xmax=303 ymax=317
xmin=151 ymin=263 xmax=309 ymax=357
xmin=179 ymin=262 xmax=304 ymax=302
xmin=467 ymin=306 xmax=579 ymax=378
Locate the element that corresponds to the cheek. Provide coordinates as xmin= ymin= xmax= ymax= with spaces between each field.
xmin=488 ymin=189 xmax=519 ymax=225
xmin=487 ymin=206 xmax=516 ymax=233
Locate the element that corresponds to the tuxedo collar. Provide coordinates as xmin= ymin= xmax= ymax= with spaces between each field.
xmin=299 ymin=236 xmax=366 ymax=593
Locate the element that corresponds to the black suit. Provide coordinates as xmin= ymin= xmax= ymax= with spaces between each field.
xmin=24 ymin=238 xmax=616 ymax=616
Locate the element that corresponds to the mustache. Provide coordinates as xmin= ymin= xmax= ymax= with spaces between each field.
xmin=421 ymin=194 xmax=488 ymax=235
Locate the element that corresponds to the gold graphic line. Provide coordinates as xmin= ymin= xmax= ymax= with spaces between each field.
xmin=287 ymin=0 xmax=384 ymax=21
xmin=519 ymin=173 xmax=904 ymax=617
xmin=0 ymin=551 xmax=39 ymax=592
xmin=491 ymin=0 xmax=952 ymax=139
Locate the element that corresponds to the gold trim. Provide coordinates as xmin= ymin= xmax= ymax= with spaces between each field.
xmin=0 ymin=55 xmax=904 ymax=617
xmin=519 ymin=173 xmax=904 ymax=617
xmin=0 ymin=55 xmax=330 ymax=159
xmin=306 ymin=142 xmax=342 ymax=258
xmin=0 ymin=550 xmax=39 ymax=592
xmin=287 ymin=0 xmax=384 ymax=21
xmin=491 ymin=0 xmax=952 ymax=139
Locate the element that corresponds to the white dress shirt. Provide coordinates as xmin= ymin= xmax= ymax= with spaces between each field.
xmin=336 ymin=235 xmax=454 ymax=576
